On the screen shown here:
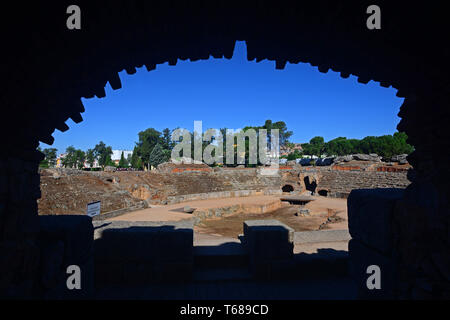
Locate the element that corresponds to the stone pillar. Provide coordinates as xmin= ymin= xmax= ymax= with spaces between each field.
xmin=347 ymin=188 xmax=404 ymax=299
xmin=0 ymin=152 xmax=42 ymax=298
xmin=243 ymin=219 xmax=294 ymax=279
xmin=394 ymin=93 xmax=450 ymax=299
xmin=349 ymin=92 xmax=450 ymax=299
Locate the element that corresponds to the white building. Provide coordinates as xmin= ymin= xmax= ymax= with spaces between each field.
xmin=111 ymin=150 xmax=133 ymax=165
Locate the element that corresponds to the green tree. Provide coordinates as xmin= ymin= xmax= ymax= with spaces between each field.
xmin=148 ymin=144 xmax=166 ymax=169
xmin=86 ymin=148 xmax=96 ymax=168
xmin=130 ymin=146 xmax=142 ymax=169
xmin=309 ymin=136 xmax=325 ymax=158
xmin=136 ymin=157 xmax=143 ymax=170
xmin=135 ymin=128 xmax=162 ymax=169
xmin=287 ymin=149 xmax=303 ymax=160
xmin=301 ymin=143 xmax=313 ymax=157
xmin=94 ymin=141 xmax=113 ymax=169
xmin=38 ymin=146 xmax=49 ymax=168
xmin=270 ymin=120 xmax=293 ymax=146
xmin=75 ymin=149 xmax=86 ymax=170
xmin=118 ymin=151 xmax=128 ymax=168
xmin=161 ymin=128 xmax=175 ymax=151
xmin=41 ymin=148 xmax=58 ymax=167
xmin=62 ymin=146 xmax=77 ymax=168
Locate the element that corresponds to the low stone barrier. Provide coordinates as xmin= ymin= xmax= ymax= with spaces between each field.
xmin=165 ymin=189 xmax=282 ymax=205
xmin=192 ymin=199 xmax=282 ymax=225
xmin=93 ymin=220 xmax=193 ymax=285
xmin=243 ymin=219 xmax=294 ymax=279
xmin=92 ymin=201 xmax=147 ymax=221
xmin=347 ymin=188 xmax=404 ymax=299
xmin=294 ymin=229 xmax=351 ymax=244
xmin=37 ymin=215 xmax=94 ymax=299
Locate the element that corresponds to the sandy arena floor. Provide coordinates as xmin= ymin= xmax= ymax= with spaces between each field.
xmin=108 ymin=194 xmax=348 ymax=238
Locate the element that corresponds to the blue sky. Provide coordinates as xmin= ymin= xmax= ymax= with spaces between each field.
xmin=41 ymin=41 xmax=404 ymax=154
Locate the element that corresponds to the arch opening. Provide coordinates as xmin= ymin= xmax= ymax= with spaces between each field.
xmin=282 ymin=184 xmax=294 ymax=193
xmin=304 ymin=176 xmax=317 ymax=195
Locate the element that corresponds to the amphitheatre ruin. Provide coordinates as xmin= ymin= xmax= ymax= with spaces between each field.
xmin=1 ymin=1 xmax=449 ymax=301
xmin=39 ymin=156 xmax=412 ymax=233
xmin=34 ymin=152 xmax=414 ymax=298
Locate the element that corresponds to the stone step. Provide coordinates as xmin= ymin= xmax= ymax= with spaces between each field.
xmin=193 ymin=243 xmax=249 ymax=269
xmin=194 ymin=268 xmax=253 ymax=282
xmin=294 ymin=229 xmax=351 ymax=244
xmin=291 ymin=251 xmax=349 ymax=280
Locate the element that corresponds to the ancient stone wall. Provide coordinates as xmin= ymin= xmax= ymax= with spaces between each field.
xmin=313 ymin=168 xmax=411 ymax=198
xmin=0 ymin=157 xmax=41 ymax=298
xmin=38 ymin=165 xmax=412 ymax=215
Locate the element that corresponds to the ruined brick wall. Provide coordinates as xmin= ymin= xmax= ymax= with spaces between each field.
xmin=314 ymin=168 xmax=411 ymax=198
xmin=152 ymin=167 xmax=295 ymax=203
xmin=38 ymin=165 xmax=412 ymax=212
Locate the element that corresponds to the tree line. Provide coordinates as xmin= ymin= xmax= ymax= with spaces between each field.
xmin=38 ymin=142 xmax=129 ymax=170
xmin=286 ymin=132 xmax=413 ymax=160
xmin=38 ymin=121 xmax=414 ymax=170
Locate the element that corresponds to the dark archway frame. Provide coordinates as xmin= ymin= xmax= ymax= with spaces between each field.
xmin=1 ymin=1 xmax=449 ymax=298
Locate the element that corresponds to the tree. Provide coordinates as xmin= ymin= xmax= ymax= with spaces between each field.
xmin=94 ymin=141 xmax=113 ymax=169
xmin=135 ymin=128 xmax=162 ymax=170
xmin=38 ymin=146 xmax=49 ymax=168
xmin=130 ymin=146 xmax=142 ymax=169
xmin=324 ymin=137 xmax=354 ymax=156
xmin=309 ymin=136 xmax=325 ymax=158
xmin=118 ymin=151 xmax=128 ymax=168
xmin=301 ymin=143 xmax=313 ymax=157
xmin=287 ymin=149 xmax=303 ymax=160
xmin=41 ymin=148 xmax=58 ymax=167
xmin=148 ymin=144 xmax=166 ymax=169
xmin=75 ymin=149 xmax=86 ymax=169
xmin=318 ymin=132 xmax=414 ymax=158
xmin=86 ymin=149 xmax=96 ymax=168
xmin=161 ymin=128 xmax=175 ymax=151
xmin=270 ymin=121 xmax=293 ymax=147
xmin=62 ymin=146 xmax=77 ymax=168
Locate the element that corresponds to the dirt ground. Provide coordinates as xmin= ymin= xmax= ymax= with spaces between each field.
xmin=106 ymin=192 xmax=348 ymax=238
xmin=109 ymin=195 xmax=280 ymax=222
xmin=38 ymin=170 xmax=144 ymax=215
xmin=193 ymin=196 xmax=348 ymax=238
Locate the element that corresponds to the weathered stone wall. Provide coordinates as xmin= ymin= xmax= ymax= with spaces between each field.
xmin=0 ymin=157 xmax=41 ymax=298
xmin=38 ymin=165 xmax=412 ymax=215
xmin=1 ymin=1 xmax=449 ymax=299
xmin=347 ymin=188 xmax=450 ymax=299
xmin=313 ymin=168 xmax=411 ymax=198
xmin=93 ymin=220 xmax=193 ymax=285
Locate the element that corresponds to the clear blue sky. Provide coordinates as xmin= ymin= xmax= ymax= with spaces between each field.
xmin=41 ymin=41 xmax=404 ymax=154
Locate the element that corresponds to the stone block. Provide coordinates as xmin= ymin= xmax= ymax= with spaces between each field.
xmin=39 ymin=215 xmax=94 ymax=265
xmin=348 ymin=239 xmax=397 ymax=299
xmin=37 ymin=215 xmax=94 ymax=299
xmin=93 ymin=221 xmax=193 ymax=284
xmin=243 ymin=220 xmax=294 ymax=278
xmin=347 ymin=188 xmax=404 ymax=255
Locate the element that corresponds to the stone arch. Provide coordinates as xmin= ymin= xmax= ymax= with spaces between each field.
xmin=304 ymin=176 xmax=318 ymax=194
xmin=1 ymin=1 xmax=450 ymax=299
xmin=282 ymin=184 xmax=294 ymax=193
